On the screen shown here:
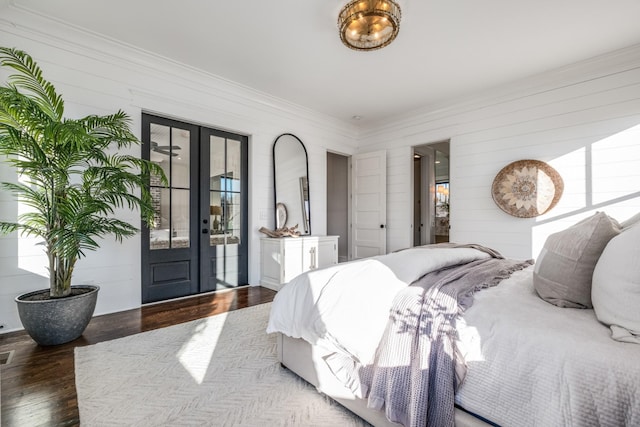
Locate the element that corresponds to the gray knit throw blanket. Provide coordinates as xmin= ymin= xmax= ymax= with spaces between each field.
xmin=359 ymin=255 xmax=534 ymax=427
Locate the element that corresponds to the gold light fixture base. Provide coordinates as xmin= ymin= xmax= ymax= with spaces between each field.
xmin=338 ymin=0 xmax=402 ymax=51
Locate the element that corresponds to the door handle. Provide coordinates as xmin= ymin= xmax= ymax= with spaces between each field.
xmin=309 ymin=247 xmax=317 ymax=270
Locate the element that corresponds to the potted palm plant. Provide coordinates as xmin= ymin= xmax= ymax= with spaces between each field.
xmin=0 ymin=47 xmax=166 ymax=345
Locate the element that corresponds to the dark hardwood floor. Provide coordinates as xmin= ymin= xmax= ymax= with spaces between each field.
xmin=0 ymin=286 xmax=276 ymax=427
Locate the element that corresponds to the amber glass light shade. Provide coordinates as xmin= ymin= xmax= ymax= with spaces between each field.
xmin=338 ymin=0 xmax=402 ymax=51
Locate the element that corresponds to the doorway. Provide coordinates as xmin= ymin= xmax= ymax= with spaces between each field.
xmin=326 ymin=152 xmax=349 ymax=262
xmin=413 ymin=141 xmax=450 ymax=246
xmin=141 ymin=114 xmax=248 ymax=303
xmin=327 ymin=150 xmax=387 ymax=261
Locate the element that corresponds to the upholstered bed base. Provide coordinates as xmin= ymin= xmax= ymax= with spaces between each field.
xmin=277 ymin=333 xmax=490 ymax=427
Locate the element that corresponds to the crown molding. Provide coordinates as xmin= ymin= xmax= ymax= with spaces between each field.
xmin=361 ymin=43 xmax=640 ymax=140
xmin=1 ymin=2 xmax=360 ymax=141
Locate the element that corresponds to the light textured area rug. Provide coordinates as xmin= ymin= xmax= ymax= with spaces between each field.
xmin=75 ymin=303 xmax=369 ymax=426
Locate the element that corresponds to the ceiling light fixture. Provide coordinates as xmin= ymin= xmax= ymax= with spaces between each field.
xmin=338 ymin=0 xmax=402 ymax=51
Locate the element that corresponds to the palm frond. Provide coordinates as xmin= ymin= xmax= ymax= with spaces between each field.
xmin=0 ymin=47 xmax=64 ymax=120
xmin=0 ymin=220 xmax=43 ymax=238
xmin=0 ymin=221 xmax=20 ymax=234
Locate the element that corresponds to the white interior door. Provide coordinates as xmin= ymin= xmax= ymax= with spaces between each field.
xmin=351 ymin=150 xmax=386 ymax=259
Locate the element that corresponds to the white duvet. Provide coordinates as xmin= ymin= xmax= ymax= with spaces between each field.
xmin=266 ymin=246 xmax=490 ymax=365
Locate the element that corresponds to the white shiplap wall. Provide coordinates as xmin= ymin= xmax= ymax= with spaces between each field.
xmin=359 ymin=45 xmax=640 ymax=259
xmin=0 ymin=7 xmax=358 ymax=331
xmin=2 ymin=4 xmax=640 ymax=332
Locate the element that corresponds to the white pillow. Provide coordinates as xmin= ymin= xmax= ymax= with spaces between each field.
xmin=592 ymin=223 xmax=640 ymax=344
xmin=621 ymin=212 xmax=640 ymax=229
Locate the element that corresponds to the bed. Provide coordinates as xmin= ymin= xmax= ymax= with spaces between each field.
xmin=266 ymin=213 xmax=640 ymax=427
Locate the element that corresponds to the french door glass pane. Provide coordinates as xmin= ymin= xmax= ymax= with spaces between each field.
xmin=209 ymin=191 xmax=223 ymax=237
xmin=224 ymin=192 xmax=241 ymax=244
xmin=171 ymin=128 xmax=190 ymax=189
xmin=226 ymin=138 xmax=242 ymax=192
xmin=149 ymin=189 xmax=190 ymax=249
xmin=209 ymin=135 xmax=242 ymax=247
xmin=171 ymin=189 xmax=190 ymax=248
xmin=151 ymin=123 xmax=171 ymax=181
xmin=214 ymin=251 xmax=240 ymax=286
xmin=149 ymin=123 xmax=191 ymax=250
xmin=150 ymin=188 xmax=170 ymax=250
xmin=210 ymin=136 xmax=225 ymax=181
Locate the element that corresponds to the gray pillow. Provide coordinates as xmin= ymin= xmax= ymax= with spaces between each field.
xmin=533 ymin=212 xmax=620 ymax=308
xmin=592 ymin=223 xmax=640 ymax=343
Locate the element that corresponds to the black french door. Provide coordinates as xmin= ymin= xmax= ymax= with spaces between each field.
xmin=141 ymin=114 xmax=248 ymax=303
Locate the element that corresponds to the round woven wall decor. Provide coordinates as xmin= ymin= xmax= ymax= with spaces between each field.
xmin=491 ymin=159 xmax=563 ymax=218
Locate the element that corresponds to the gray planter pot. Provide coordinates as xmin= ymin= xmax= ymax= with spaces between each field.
xmin=15 ymin=285 xmax=100 ymax=346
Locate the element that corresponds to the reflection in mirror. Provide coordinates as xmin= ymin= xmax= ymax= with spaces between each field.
xmin=299 ymin=176 xmax=310 ymax=233
xmin=273 ymin=133 xmax=311 ymax=235
xmin=276 ymin=202 xmax=288 ymax=229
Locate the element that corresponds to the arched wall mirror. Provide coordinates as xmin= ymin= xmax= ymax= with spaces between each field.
xmin=273 ymin=133 xmax=311 ymax=235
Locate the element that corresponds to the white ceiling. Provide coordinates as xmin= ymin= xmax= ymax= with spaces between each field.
xmin=11 ymin=0 xmax=640 ymax=126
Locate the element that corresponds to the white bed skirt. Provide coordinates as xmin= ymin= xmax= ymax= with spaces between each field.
xmin=277 ymin=333 xmax=490 ymax=427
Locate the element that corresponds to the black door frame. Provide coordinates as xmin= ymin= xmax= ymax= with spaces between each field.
xmin=141 ymin=113 xmax=248 ymax=303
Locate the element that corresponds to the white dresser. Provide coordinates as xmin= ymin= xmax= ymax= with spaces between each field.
xmin=260 ymin=235 xmax=339 ymax=291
